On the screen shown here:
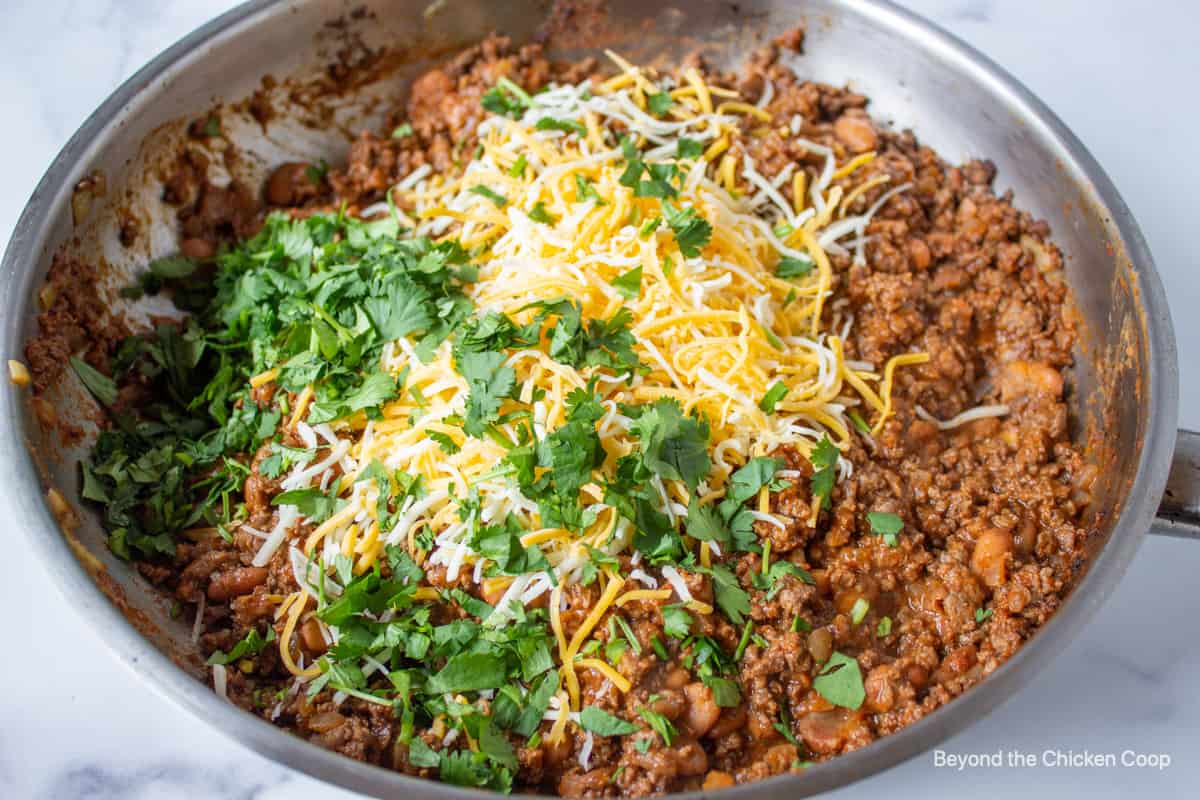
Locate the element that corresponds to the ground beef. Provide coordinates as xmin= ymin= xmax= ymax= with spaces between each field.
xmin=42 ymin=28 xmax=1095 ymax=799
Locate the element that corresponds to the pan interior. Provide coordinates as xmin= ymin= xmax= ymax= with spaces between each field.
xmin=3 ymin=0 xmax=1160 ymax=796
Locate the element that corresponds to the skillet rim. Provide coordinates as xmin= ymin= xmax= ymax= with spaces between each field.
xmin=0 ymin=1 xmax=1178 ymax=797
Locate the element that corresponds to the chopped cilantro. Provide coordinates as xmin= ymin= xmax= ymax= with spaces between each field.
xmin=456 ymin=350 xmax=516 ymax=437
xmin=696 ymin=563 xmax=750 ymax=625
xmin=776 ymin=253 xmax=814 ymax=278
xmin=614 ymin=615 xmax=641 ymax=656
xmin=759 ymin=381 xmax=789 ymax=413
xmin=426 ymin=652 xmax=508 ymax=694
xmin=481 ymin=77 xmax=531 ymax=117
xmin=610 ymin=265 xmax=643 ymax=299
xmin=676 ymin=137 xmax=703 ymax=160
xmin=391 ymin=123 xmax=414 ymax=139
xmin=751 ymin=560 xmax=815 ymax=600
xmin=637 ymin=706 xmax=677 ymax=745
xmin=580 ymin=707 xmax=639 ymax=736
xmin=627 ymin=398 xmax=711 ymax=490
xmin=272 ymin=488 xmax=336 ymax=521
xmin=866 ymin=511 xmax=903 ymax=547
xmin=470 ymin=185 xmax=508 ymax=207
xmin=662 ymin=202 xmax=712 ymax=258
xmin=975 ymin=607 xmax=993 ymax=623
xmin=638 ymin=217 xmax=662 ymax=238
xmin=809 ymin=435 xmax=839 ymax=511
xmin=206 ymin=626 xmax=276 ymax=665
xmin=703 ymin=676 xmax=742 ymax=707
xmin=527 ymin=201 xmax=556 ymax=224
xmin=573 ymin=173 xmax=606 ymax=205
xmin=813 ymin=651 xmax=865 ymax=710
xmin=651 ymin=635 xmax=669 ymax=661
xmin=647 ymin=91 xmax=673 ymax=116
xmin=662 ymin=604 xmax=693 ymax=639
xmin=69 ymin=357 xmax=117 ymax=407
xmin=535 ymin=117 xmax=587 ymax=136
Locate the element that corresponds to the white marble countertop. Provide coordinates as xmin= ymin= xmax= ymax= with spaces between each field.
xmin=3 ymin=1 xmax=1198 ymax=797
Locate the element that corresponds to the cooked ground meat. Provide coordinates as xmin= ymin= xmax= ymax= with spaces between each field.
xmin=34 ymin=28 xmax=1093 ymax=799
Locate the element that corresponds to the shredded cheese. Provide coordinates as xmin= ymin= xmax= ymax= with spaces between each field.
xmin=254 ymin=55 xmax=933 ymax=716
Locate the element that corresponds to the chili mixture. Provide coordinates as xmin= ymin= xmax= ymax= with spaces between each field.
xmin=25 ymin=28 xmax=1092 ymax=798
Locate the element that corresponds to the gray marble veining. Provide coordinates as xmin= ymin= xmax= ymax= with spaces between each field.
xmin=3 ymin=1 xmax=1198 ymax=798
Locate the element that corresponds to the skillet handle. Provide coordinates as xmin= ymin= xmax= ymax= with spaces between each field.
xmin=1150 ymin=428 xmax=1200 ymax=539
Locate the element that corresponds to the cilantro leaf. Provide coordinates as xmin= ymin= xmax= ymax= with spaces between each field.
xmin=676 ymin=137 xmax=703 ymax=160
xmin=776 ymin=254 xmax=814 ymax=278
xmin=637 ymin=706 xmax=677 ymax=745
xmin=698 ymin=563 xmax=751 ymax=625
xmin=69 ymin=357 xmax=117 ymax=407
xmin=628 ymin=398 xmax=711 ymax=489
xmin=574 ymin=173 xmax=606 ymax=204
xmin=536 ymin=117 xmax=587 ymax=136
xmin=206 ymin=626 xmax=276 ymax=665
xmin=457 ymin=350 xmax=516 ymax=437
xmin=662 ymin=604 xmax=693 ymax=639
xmin=717 ymin=457 xmax=790 ymax=522
xmin=647 ymin=91 xmax=673 ymax=116
xmin=527 ymin=202 xmax=556 ymax=224
xmin=809 ymin=435 xmax=839 ymax=511
xmin=812 ymin=651 xmax=865 ymax=709
xmin=702 ymin=676 xmax=742 ymax=707
xmin=610 ymin=265 xmax=643 ymax=299
xmin=580 ymin=707 xmax=639 ymax=737
xmin=407 ymin=737 xmax=441 ymax=768
xmin=759 ymin=381 xmax=789 ymax=414
xmin=751 ymin=560 xmax=815 ymax=600
xmin=662 ymin=203 xmax=712 ymax=258
xmin=272 ymin=488 xmax=336 ymax=521
xmin=469 ymin=185 xmax=508 ymax=207
xmin=481 ymin=77 xmax=531 ymax=117
xmin=429 ymin=431 xmax=461 ymax=455
xmin=363 ymin=281 xmax=433 ymax=340
xmin=867 ymin=511 xmax=903 ymax=547
xmin=426 ymin=652 xmax=508 ymax=694
xmin=685 ymin=499 xmax=730 ymax=547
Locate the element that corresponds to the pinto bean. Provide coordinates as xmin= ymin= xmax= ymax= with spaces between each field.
xmin=650 ymin=688 xmax=686 ymax=721
xmin=971 ymin=528 xmax=1013 ymax=588
xmin=265 ymin=161 xmax=320 ymax=206
xmin=300 ymin=617 xmax=328 ymax=655
xmin=179 ymin=237 xmax=215 ymax=260
xmin=707 ymin=703 xmax=747 ymax=739
xmin=998 ymin=360 xmax=1063 ymax=402
xmin=908 ymin=237 xmax=932 ymax=270
xmin=671 ymin=737 xmax=709 ymax=777
xmin=663 ymin=667 xmax=691 ymax=690
xmin=682 ymin=682 xmax=721 ymax=737
xmin=807 ymin=628 xmax=833 ymax=663
xmin=542 ymin=731 xmax=572 ymax=767
xmin=207 ymin=566 xmax=268 ymax=601
xmin=864 ymin=664 xmax=899 ymax=713
xmin=558 ymin=768 xmax=611 ymax=798
xmin=833 ymin=113 xmax=878 ymax=152
xmin=703 ymin=770 xmax=736 ymax=790
xmin=244 ymin=472 xmax=272 ymax=516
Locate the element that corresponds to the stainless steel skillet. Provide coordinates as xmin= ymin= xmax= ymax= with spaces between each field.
xmin=1 ymin=1 xmax=1196 ymax=798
